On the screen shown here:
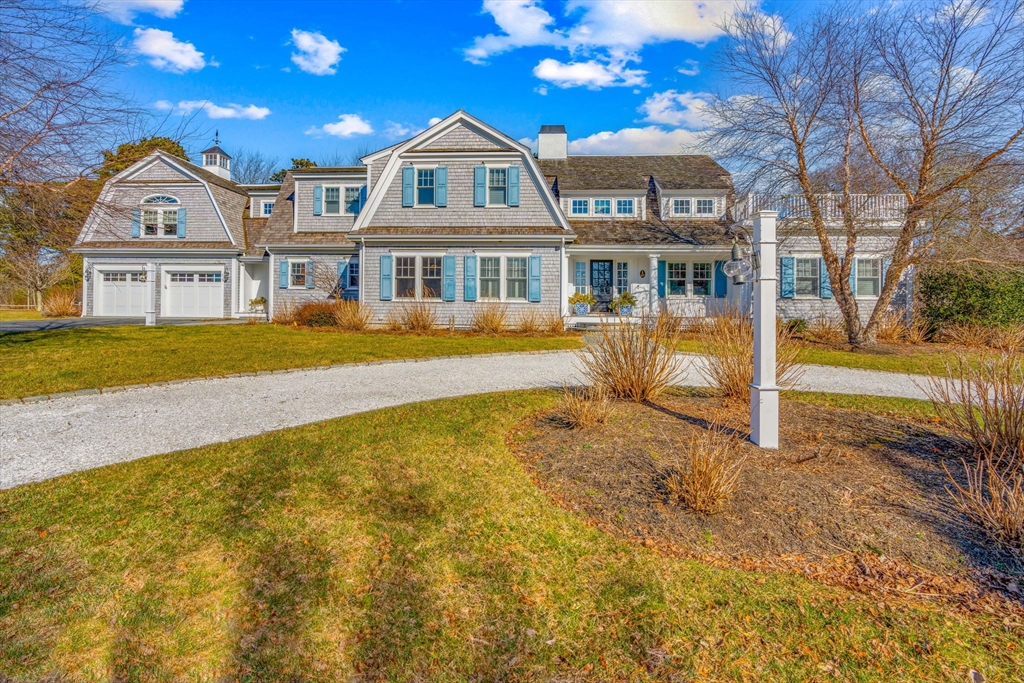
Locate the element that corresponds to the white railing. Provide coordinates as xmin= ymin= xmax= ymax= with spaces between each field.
xmin=733 ymin=192 xmax=906 ymax=223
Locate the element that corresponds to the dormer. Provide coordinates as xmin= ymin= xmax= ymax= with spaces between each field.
xmin=201 ymin=144 xmax=232 ymax=180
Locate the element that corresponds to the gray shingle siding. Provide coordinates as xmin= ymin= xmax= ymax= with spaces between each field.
xmin=132 ymin=159 xmax=191 ymax=181
xmin=270 ymin=253 xmax=355 ymax=313
xmin=421 ymin=125 xmax=506 ymax=150
xmin=293 ymin=179 xmax=361 ymax=233
xmin=81 ymin=183 xmax=231 ymax=243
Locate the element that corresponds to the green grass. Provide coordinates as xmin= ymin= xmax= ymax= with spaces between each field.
xmin=0 ymin=309 xmax=43 ymax=321
xmin=0 ymin=325 xmax=582 ymax=399
xmin=0 ymin=391 xmax=1018 ymax=680
xmin=786 ymin=390 xmax=939 ymax=420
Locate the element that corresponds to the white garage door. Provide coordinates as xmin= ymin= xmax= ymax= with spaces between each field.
xmin=98 ymin=271 xmax=145 ymax=316
xmin=164 ymin=271 xmax=224 ymax=318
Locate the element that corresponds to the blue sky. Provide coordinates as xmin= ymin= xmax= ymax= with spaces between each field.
xmin=98 ymin=0 xmax=766 ymax=164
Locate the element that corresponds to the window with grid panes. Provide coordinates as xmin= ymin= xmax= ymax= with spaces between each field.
xmin=667 ymin=263 xmax=686 ymax=295
xmin=395 ymin=257 xmax=416 ymax=298
xmin=421 ymin=257 xmax=442 ymax=299
xmin=693 ymin=262 xmax=712 ymax=295
xmin=480 ymin=257 xmax=501 ymax=299
xmin=506 ymin=257 xmax=527 ymax=300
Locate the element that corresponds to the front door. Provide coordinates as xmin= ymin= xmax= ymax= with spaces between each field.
xmin=590 ymin=260 xmax=613 ymax=306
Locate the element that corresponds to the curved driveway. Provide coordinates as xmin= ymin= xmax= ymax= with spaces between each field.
xmin=0 ymin=351 xmax=928 ymax=490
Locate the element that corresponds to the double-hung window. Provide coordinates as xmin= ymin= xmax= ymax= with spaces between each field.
xmin=795 ymin=258 xmax=819 ymax=297
xmin=857 ymin=258 xmax=881 ymax=297
xmin=480 ymin=257 xmax=501 ymax=299
xmin=395 ymin=257 xmax=416 ymax=298
xmin=696 ymin=199 xmax=716 ymax=216
xmin=417 ymin=169 xmax=435 ymax=206
xmin=290 ymin=261 xmax=306 ymax=287
xmin=143 ymin=208 xmax=177 ymax=236
xmin=344 ymin=187 xmax=360 ymax=214
xmin=262 ymin=201 xmax=275 ymax=216
xmin=673 ymin=199 xmax=691 ymax=216
xmin=616 ymin=262 xmax=628 ymax=292
xmin=692 ymin=263 xmax=712 ymax=296
xmin=571 ymin=199 xmax=589 ymax=215
xmin=667 ymin=263 xmax=687 ymax=295
xmin=348 ymin=260 xmax=359 ymax=288
xmin=488 ymin=168 xmax=507 ymax=206
xmin=324 ymin=187 xmax=341 ymax=215
xmin=594 ymin=199 xmax=611 ymax=215
xmin=421 ymin=257 xmax=443 ymax=299
xmin=616 ymin=199 xmax=634 ymax=216
xmin=506 ymin=257 xmax=528 ymax=300
xmin=573 ymin=261 xmax=587 ymax=294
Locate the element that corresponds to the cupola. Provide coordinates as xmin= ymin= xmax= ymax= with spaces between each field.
xmin=201 ymin=132 xmax=232 ymax=180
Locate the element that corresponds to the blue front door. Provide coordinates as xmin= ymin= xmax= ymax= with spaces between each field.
xmin=590 ymin=260 xmax=613 ymax=304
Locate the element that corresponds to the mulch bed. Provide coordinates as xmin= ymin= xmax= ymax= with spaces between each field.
xmin=509 ymin=393 xmax=1024 ymax=618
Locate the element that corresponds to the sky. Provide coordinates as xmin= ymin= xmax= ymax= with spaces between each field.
xmin=96 ymin=0 xmax=775 ymax=164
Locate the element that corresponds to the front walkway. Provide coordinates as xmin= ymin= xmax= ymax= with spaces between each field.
xmin=0 ymin=352 xmax=929 ymax=490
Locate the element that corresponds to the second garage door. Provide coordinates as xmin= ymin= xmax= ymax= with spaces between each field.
xmin=164 ymin=271 xmax=224 ymax=318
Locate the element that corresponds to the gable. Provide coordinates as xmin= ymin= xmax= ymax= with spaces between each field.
xmin=418 ymin=122 xmax=510 ymax=151
xmin=128 ymin=158 xmax=193 ymax=182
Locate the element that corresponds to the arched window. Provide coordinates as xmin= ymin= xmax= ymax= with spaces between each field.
xmin=140 ymin=196 xmax=181 ymax=237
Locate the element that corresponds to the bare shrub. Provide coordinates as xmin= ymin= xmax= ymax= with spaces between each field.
xmin=699 ymin=311 xmax=803 ymax=402
xmin=514 ymin=308 xmax=541 ymax=335
xmin=576 ymin=314 xmax=685 ymax=402
xmin=665 ymin=421 xmax=747 ymax=514
xmin=990 ymin=326 xmax=1024 ymax=353
xmin=926 ymin=352 xmax=1024 ymax=460
xmin=400 ymin=302 xmax=437 ymax=333
xmin=382 ymin=309 xmax=403 ymax=332
xmin=541 ymin=310 xmax=565 ymax=335
xmin=905 ymin=320 xmax=929 ymax=345
xmin=471 ymin=303 xmax=508 ymax=334
xmin=333 ymin=300 xmax=370 ymax=331
xmin=294 ymin=301 xmax=337 ymax=328
xmin=945 ymin=453 xmax=1024 ymax=552
xmin=658 ymin=311 xmax=686 ymax=335
xmin=942 ymin=322 xmax=991 ymax=349
xmin=273 ymin=300 xmax=297 ymax=325
xmin=875 ymin=312 xmax=908 ymax=343
xmin=560 ymin=384 xmax=612 ymax=429
xmin=806 ymin=313 xmax=845 ymax=343
xmin=41 ymin=289 xmax=79 ymax=317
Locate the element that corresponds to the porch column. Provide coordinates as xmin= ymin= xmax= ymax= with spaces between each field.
xmin=647 ymin=253 xmax=660 ymax=315
xmin=144 ymin=261 xmax=157 ymax=326
xmin=750 ymin=211 xmax=779 ymax=449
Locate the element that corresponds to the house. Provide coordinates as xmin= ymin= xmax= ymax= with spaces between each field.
xmin=74 ymin=111 xmax=907 ymax=325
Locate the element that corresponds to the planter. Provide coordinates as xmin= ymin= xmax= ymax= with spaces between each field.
xmin=618 ymin=305 xmax=634 ymax=317
xmin=574 ymin=302 xmax=591 ymax=316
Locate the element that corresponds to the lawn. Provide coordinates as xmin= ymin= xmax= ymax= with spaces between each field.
xmin=1 ymin=391 xmax=1019 ymax=680
xmin=0 ymin=309 xmax=43 ymax=321
xmin=0 ymin=325 xmax=582 ymax=399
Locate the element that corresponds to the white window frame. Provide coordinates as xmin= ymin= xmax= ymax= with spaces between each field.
xmin=321 ymin=185 xmax=342 ymax=216
xmin=593 ymin=199 xmax=612 ymax=216
xmin=287 ymin=258 xmax=308 ymax=289
xmin=478 ymin=255 xmax=502 ymax=301
xmin=486 ymin=165 xmax=509 ymax=208
xmin=691 ymin=262 xmax=713 ymax=297
xmin=474 ymin=251 xmax=535 ymax=302
xmin=616 ymin=261 xmax=629 ymax=292
xmin=671 ymin=198 xmax=692 ymax=216
xmin=615 ymin=199 xmax=635 ymax=216
xmin=141 ymin=207 xmax=179 ymax=238
xmin=347 ymin=258 xmax=359 ymax=289
xmin=696 ymin=198 xmax=716 ymax=216
xmin=666 ymin=262 xmax=687 ymax=296
xmin=389 ymin=251 xmax=447 ymax=300
xmin=794 ymin=257 xmax=820 ymax=298
xmin=261 ymin=200 xmax=275 ymax=216
xmin=570 ymin=198 xmax=589 ymax=215
xmin=414 ymin=166 xmax=437 ymax=208
xmin=856 ymin=258 xmax=882 ymax=298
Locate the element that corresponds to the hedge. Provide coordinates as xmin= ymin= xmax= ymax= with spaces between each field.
xmin=918 ymin=266 xmax=1024 ymax=329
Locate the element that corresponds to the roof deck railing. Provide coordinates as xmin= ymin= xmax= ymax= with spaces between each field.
xmin=733 ymin=192 xmax=907 ymax=223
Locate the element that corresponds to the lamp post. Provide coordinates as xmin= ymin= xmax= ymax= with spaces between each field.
xmin=723 ymin=210 xmax=779 ymax=449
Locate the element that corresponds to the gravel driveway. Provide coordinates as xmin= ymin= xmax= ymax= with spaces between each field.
xmin=0 ymin=351 xmax=928 ymax=490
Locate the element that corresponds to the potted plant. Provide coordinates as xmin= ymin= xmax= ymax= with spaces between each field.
xmin=249 ymin=297 xmax=267 ymax=314
xmin=610 ymin=291 xmax=637 ymax=317
xmin=569 ymin=291 xmax=596 ymax=316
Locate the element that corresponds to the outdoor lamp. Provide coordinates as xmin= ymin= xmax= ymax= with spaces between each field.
xmin=722 ymin=238 xmax=754 ymax=284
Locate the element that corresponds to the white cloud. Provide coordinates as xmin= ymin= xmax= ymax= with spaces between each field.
xmin=133 ymin=28 xmax=205 ymax=73
xmin=307 ymin=114 xmax=373 ymax=138
xmin=677 ymin=59 xmax=700 ymax=76
xmin=290 ymin=29 xmax=345 ymax=75
xmin=637 ymin=90 xmax=711 ymax=128
xmin=464 ymin=0 xmax=565 ymax=64
xmin=96 ymin=0 xmax=183 ymax=24
xmin=533 ymin=57 xmax=646 ymax=89
xmin=384 ymin=121 xmax=414 ymax=138
xmin=428 ymin=117 xmax=443 ymax=126
xmin=568 ymin=126 xmax=701 ymax=155
xmin=534 ymin=85 xmax=549 ymax=96
xmin=563 ymin=0 xmax=730 ymax=51
xmin=157 ymin=100 xmax=271 ymax=120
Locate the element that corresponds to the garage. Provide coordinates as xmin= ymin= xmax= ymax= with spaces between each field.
xmin=163 ymin=270 xmax=224 ymax=318
xmin=97 ymin=271 xmax=145 ymax=316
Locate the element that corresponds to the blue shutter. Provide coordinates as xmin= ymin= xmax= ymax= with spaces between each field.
xmin=338 ymin=260 xmax=349 ymax=291
xmin=848 ymin=257 xmax=858 ymax=296
xmin=357 ymin=185 xmax=367 ymax=214
xmin=657 ymin=260 xmax=666 ymax=298
xmin=442 ymin=254 xmax=456 ymax=301
xmin=131 ymin=209 xmax=140 ymax=238
xmin=464 ymin=255 xmax=477 ymax=301
xmin=176 ymin=207 xmax=186 ymax=238
xmin=279 ymin=260 xmax=288 ymax=289
xmin=528 ymin=254 xmax=542 ymax=302
xmin=713 ymin=260 xmax=727 ymax=298
xmin=780 ymin=257 xmax=795 ymax=298
xmin=305 ymin=260 xmax=315 ymax=289
xmin=435 ymin=167 xmax=448 ymax=207
xmin=507 ymin=165 xmax=520 ymax=207
xmin=313 ymin=185 xmax=323 ymax=216
xmin=819 ymin=257 xmax=832 ymax=298
xmin=474 ymin=166 xmax=486 ymax=206
xmin=402 ymin=167 xmax=414 ymax=207
xmin=380 ymin=254 xmax=393 ymax=301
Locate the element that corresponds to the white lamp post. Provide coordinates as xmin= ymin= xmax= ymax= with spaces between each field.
xmin=723 ymin=210 xmax=779 ymax=449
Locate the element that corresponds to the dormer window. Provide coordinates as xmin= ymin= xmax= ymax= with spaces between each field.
xmin=488 ymin=168 xmax=507 ymax=206
xmin=140 ymin=195 xmax=181 ymax=237
xmin=594 ymin=199 xmax=611 ymax=215
xmin=696 ymin=199 xmax=716 ymax=215
xmin=616 ymin=199 xmax=634 ymax=216
xmin=672 ymin=199 xmax=691 ymax=216
xmin=417 ymin=169 xmax=435 ymax=206
xmin=571 ymin=199 xmax=589 ymax=215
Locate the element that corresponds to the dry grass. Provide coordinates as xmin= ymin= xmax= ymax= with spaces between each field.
xmin=513 ymin=308 xmax=541 ymax=335
xmin=875 ymin=312 xmax=909 ymax=343
xmin=541 ymin=310 xmax=565 ymax=335
xmin=665 ymin=420 xmax=747 ymax=514
xmin=945 ymin=452 xmax=1024 ymax=552
xmin=272 ymin=300 xmax=297 ymax=325
xmin=471 ymin=303 xmax=508 ymax=334
xmin=806 ymin=313 xmax=845 ymax=343
xmin=925 ymin=352 xmax=1024 ymax=461
xmin=41 ymin=290 xmax=79 ymax=318
xmin=382 ymin=309 xmax=403 ymax=332
xmin=576 ymin=315 xmax=685 ymax=403
xmin=698 ymin=311 xmax=803 ymax=402
xmin=905 ymin=320 xmax=930 ymax=345
xmin=941 ymin=322 xmax=991 ymax=349
xmin=333 ymin=300 xmax=371 ymax=331
xmin=560 ymin=384 xmax=612 ymax=429
xmin=399 ymin=302 xmax=437 ymax=332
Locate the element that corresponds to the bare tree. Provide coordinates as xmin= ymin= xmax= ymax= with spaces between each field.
xmin=707 ymin=0 xmax=1024 ymax=345
xmin=230 ymin=147 xmax=280 ymax=184
xmin=1 ymin=245 xmax=69 ymax=310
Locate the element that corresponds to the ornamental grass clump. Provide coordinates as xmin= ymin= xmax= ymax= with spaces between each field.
xmin=332 ymin=300 xmax=371 ymax=331
xmin=875 ymin=311 xmax=910 ymax=343
xmin=665 ymin=421 xmax=747 ymax=515
xmin=471 ymin=303 xmax=508 ymax=334
xmin=698 ymin=310 xmax=803 ymax=402
xmin=400 ymin=302 xmax=437 ymax=332
xmin=541 ymin=310 xmax=565 ymax=335
xmin=806 ymin=312 xmax=845 ymax=343
xmin=41 ymin=289 xmax=79 ymax=317
xmin=514 ymin=308 xmax=541 ymax=335
xmin=577 ymin=314 xmax=685 ymax=403
xmin=560 ymin=384 xmax=612 ymax=430
xmin=945 ymin=451 xmax=1024 ymax=552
